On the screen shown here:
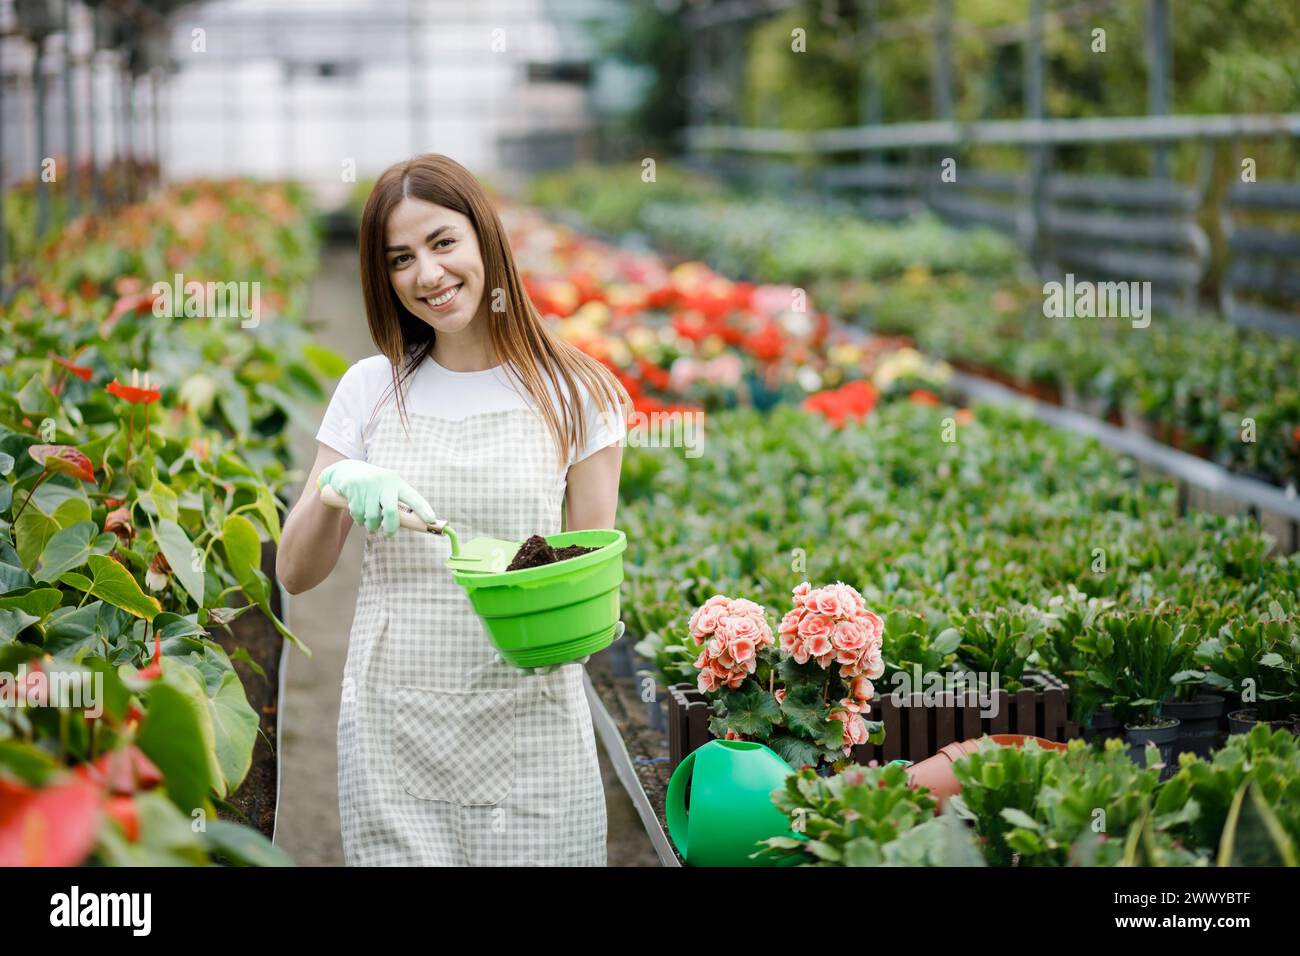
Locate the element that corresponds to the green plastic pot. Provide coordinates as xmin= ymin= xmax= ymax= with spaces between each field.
xmin=666 ymin=739 xmax=796 ymax=867
xmin=450 ymin=529 xmax=626 ymax=668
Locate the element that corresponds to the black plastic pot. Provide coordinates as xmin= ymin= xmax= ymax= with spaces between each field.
xmin=1084 ymin=703 xmax=1125 ymax=743
xmin=1228 ymin=709 xmax=1298 ymax=736
xmin=1125 ymin=718 xmax=1180 ymax=779
xmin=1162 ymin=694 xmax=1225 ymax=760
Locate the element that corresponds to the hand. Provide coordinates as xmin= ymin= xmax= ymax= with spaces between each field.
xmin=318 ymin=459 xmax=438 ymax=537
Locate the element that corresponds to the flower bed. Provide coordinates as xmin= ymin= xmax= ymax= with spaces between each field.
xmin=0 ymin=179 xmax=337 ymax=865
xmin=526 ymin=164 xmax=1300 ymax=489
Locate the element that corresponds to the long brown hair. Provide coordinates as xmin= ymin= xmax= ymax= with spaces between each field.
xmin=357 ymin=153 xmax=632 ymax=470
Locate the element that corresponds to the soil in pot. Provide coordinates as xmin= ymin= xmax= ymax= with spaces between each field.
xmin=1163 ymin=694 xmax=1225 ymax=760
xmin=505 ymin=534 xmax=598 ymax=571
xmin=1228 ymin=709 xmax=1298 ymax=736
xmin=1125 ymin=717 xmax=1181 ymax=780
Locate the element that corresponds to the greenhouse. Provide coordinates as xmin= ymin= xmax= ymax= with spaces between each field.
xmin=1 ymin=0 xmax=1299 ymax=911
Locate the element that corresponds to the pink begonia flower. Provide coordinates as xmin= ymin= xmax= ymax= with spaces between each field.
xmin=831 ymin=619 xmax=867 ymax=653
xmin=774 ymin=688 xmax=786 ymax=705
xmin=796 ymin=612 xmax=832 ymax=641
xmin=831 ymin=710 xmax=870 ymax=753
xmin=807 ymin=633 xmax=834 ymax=662
xmin=729 ymin=637 xmax=756 ymax=667
xmin=778 ymin=608 xmax=802 ymax=637
xmin=831 ymin=582 xmax=866 ymax=614
xmin=791 ymin=582 xmax=812 ymax=608
xmin=849 ymin=675 xmax=875 ymax=702
xmin=813 ymin=587 xmax=847 ymax=618
xmin=698 ymin=669 xmax=718 ymax=693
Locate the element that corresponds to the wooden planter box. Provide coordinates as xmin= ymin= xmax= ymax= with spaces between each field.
xmin=668 ymin=670 xmax=1080 ymax=772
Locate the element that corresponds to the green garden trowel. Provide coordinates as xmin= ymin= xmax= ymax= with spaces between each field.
xmin=318 ymin=485 xmax=518 ymax=573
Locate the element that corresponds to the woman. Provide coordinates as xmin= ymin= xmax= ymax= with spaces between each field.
xmin=276 ymin=153 xmax=632 ymax=866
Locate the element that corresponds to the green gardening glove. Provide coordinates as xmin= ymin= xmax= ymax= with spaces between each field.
xmin=318 ymin=459 xmax=438 ymax=537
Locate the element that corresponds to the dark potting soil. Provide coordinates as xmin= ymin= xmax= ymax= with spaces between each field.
xmin=505 ymin=534 xmax=598 ymax=572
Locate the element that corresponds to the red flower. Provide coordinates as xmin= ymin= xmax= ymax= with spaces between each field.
xmin=106 ymin=380 xmax=161 ymax=405
xmin=636 ymin=357 xmax=671 ymax=393
xmin=909 ymin=389 xmax=941 ymax=407
xmin=743 ymin=323 xmax=786 ymax=364
xmin=0 ymin=776 xmax=103 ymax=867
xmin=52 ymin=355 xmax=94 ymax=381
xmin=803 ymin=381 xmax=878 ymax=429
xmin=136 ymin=633 xmax=163 ymax=682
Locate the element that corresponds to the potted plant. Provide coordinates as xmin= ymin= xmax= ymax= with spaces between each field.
xmin=1076 ymin=611 xmax=1195 ymax=777
xmin=686 ymin=582 xmax=886 ymax=772
xmin=1198 ymin=602 xmax=1300 ymax=735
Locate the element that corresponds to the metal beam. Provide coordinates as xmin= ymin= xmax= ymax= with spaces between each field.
xmin=686 ymin=113 xmax=1300 ymax=154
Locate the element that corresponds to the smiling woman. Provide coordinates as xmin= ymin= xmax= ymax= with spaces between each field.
xmin=275 ymin=152 xmax=634 ymax=867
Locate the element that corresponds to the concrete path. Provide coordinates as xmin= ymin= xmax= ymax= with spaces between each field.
xmin=273 ymin=242 xmax=657 ymax=866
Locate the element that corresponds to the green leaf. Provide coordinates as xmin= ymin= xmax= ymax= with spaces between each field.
xmin=220 ymin=514 xmax=262 ymax=589
xmin=0 ymin=608 xmax=41 ymax=643
xmin=199 ymin=819 xmax=294 ymax=867
xmin=33 ymin=521 xmax=117 ymax=583
xmin=933 ymin=627 xmax=962 ymax=655
xmin=767 ymin=733 xmax=823 ymax=770
xmin=156 ymin=519 xmax=206 ymax=607
xmin=255 ymin=485 xmax=281 ymax=546
xmin=60 ymin=554 xmax=162 ymax=620
xmin=712 ymin=685 xmax=781 ymax=738
xmin=137 ymin=662 xmax=221 ymax=810
xmin=0 ymin=539 xmax=35 ymax=592
xmin=0 ymin=587 xmax=64 ymax=620
xmin=1000 ymin=807 xmax=1042 ymax=830
xmin=208 ymin=669 xmax=259 ymax=793
xmin=145 ymin=476 xmax=179 ymax=523
xmin=43 ymin=604 xmax=104 ymax=658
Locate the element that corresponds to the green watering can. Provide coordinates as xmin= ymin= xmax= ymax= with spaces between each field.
xmin=320 ymin=485 xmax=626 ymax=668
xmin=666 ymin=739 xmax=799 ymax=867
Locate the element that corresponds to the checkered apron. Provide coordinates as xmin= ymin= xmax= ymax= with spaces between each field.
xmin=336 ymin=395 xmax=607 ymax=866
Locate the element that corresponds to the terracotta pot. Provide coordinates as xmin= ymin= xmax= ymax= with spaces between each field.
xmin=905 ymin=734 xmax=1069 ymax=806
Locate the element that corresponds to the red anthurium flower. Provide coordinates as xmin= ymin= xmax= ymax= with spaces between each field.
xmin=52 ymin=355 xmax=94 ymax=381
xmin=27 ymin=445 xmax=96 ymax=483
xmin=136 ymin=633 xmax=163 ymax=682
xmin=106 ymin=379 xmax=161 ymax=405
xmin=101 ymin=291 xmax=159 ymax=336
xmin=104 ymin=796 xmax=141 ymax=843
xmin=0 ymin=776 xmax=103 ymax=867
xmin=78 ymin=745 xmax=165 ymax=796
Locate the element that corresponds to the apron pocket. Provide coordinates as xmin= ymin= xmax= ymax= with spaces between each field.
xmin=391 ymin=685 xmax=517 ymax=806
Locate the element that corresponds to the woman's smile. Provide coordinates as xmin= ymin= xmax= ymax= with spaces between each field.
xmin=420 ymin=282 xmax=462 ymax=311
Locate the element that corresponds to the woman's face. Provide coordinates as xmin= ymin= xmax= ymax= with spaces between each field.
xmin=384 ymin=197 xmax=486 ymax=336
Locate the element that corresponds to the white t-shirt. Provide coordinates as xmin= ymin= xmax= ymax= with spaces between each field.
xmin=315 ymin=352 xmax=627 ymax=468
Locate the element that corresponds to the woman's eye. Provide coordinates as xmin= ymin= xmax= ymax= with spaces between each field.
xmin=390 ymin=254 xmax=410 ymax=267
xmin=434 ymin=238 xmax=455 ymax=250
